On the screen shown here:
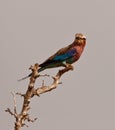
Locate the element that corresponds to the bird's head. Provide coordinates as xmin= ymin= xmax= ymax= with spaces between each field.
xmin=74 ymin=33 xmax=86 ymax=46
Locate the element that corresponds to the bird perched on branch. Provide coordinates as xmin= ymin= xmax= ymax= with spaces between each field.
xmin=19 ymin=33 xmax=86 ymax=81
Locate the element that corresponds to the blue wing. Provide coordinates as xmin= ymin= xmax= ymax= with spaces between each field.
xmin=40 ymin=48 xmax=77 ymax=68
xmin=54 ymin=48 xmax=77 ymax=61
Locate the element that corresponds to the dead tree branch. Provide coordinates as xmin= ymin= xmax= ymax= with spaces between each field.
xmin=5 ymin=63 xmax=73 ymax=130
xmin=34 ymin=64 xmax=73 ymax=96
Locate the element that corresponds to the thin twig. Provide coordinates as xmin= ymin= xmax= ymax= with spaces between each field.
xmin=11 ymin=92 xmax=17 ymax=115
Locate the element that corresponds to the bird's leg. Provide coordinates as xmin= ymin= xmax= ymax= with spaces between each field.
xmin=58 ymin=62 xmax=73 ymax=76
xmin=62 ymin=61 xmax=74 ymax=70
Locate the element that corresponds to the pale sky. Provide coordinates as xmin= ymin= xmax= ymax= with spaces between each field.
xmin=1 ymin=0 xmax=115 ymax=130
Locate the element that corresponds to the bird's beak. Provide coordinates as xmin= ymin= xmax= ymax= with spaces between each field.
xmin=83 ymin=36 xmax=86 ymax=40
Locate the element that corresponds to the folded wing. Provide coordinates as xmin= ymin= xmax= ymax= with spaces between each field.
xmin=40 ymin=46 xmax=77 ymax=67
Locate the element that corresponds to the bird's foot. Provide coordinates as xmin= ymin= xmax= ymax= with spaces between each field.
xmin=65 ymin=64 xmax=74 ymax=70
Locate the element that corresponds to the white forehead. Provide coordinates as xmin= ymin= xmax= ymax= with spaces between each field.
xmin=75 ymin=33 xmax=86 ymax=39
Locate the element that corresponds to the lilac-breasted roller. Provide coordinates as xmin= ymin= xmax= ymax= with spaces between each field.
xmin=19 ymin=33 xmax=86 ymax=81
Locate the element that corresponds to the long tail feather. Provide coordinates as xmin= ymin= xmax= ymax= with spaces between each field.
xmin=18 ymin=66 xmax=46 ymax=81
xmin=18 ymin=73 xmax=32 ymax=81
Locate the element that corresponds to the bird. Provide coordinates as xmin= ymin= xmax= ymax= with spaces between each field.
xmin=18 ymin=33 xmax=86 ymax=81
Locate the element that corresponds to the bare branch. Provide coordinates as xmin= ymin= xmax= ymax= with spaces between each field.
xmin=11 ymin=92 xmax=17 ymax=114
xmin=5 ymin=92 xmax=18 ymax=119
xmin=6 ymin=63 xmax=73 ymax=130
xmin=27 ymin=117 xmax=38 ymax=123
xmin=35 ymin=64 xmax=73 ymax=96
xmin=5 ymin=108 xmax=15 ymax=116
xmin=16 ymin=92 xmax=25 ymax=97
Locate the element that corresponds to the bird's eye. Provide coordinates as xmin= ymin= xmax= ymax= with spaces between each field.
xmin=76 ymin=37 xmax=80 ymax=40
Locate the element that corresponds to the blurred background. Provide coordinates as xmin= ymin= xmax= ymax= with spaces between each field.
xmin=0 ymin=0 xmax=115 ymax=130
